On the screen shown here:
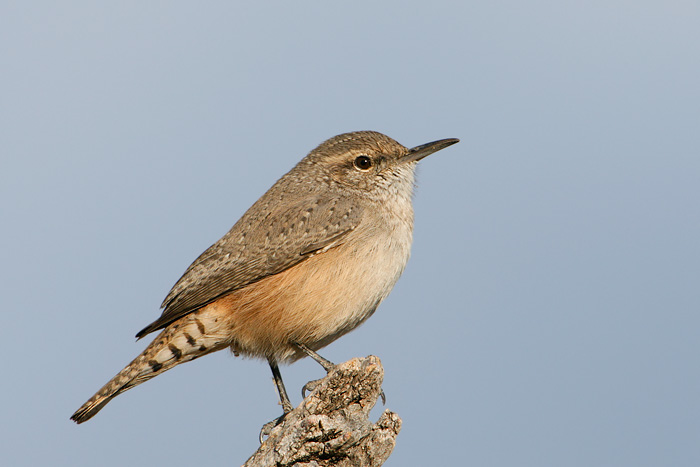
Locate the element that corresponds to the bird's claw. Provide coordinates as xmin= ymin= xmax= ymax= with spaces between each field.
xmin=380 ymin=389 xmax=386 ymax=405
xmin=259 ymin=413 xmax=286 ymax=444
xmin=301 ymin=377 xmax=324 ymax=398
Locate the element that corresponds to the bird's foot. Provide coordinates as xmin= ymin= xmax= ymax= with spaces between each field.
xmin=301 ymin=375 xmax=328 ymax=398
xmin=259 ymin=413 xmax=287 ymax=444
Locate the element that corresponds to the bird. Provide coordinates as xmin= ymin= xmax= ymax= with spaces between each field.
xmin=70 ymin=130 xmax=459 ymax=430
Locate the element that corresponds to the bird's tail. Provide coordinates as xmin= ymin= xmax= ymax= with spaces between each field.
xmin=70 ymin=310 xmax=231 ymax=424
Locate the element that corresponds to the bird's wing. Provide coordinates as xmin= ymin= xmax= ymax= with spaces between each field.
xmin=135 ymin=195 xmax=363 ymax=338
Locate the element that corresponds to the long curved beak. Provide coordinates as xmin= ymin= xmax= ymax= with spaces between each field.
xmin=401 ymin=138 xmax=460 ymax=164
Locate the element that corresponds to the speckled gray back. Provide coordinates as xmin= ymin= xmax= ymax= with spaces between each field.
xmin=137 ymin=131 xmax=410 ymax=338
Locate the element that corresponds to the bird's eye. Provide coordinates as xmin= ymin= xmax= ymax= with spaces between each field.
xmin=353 ymin=155 xmax=373 ymax=171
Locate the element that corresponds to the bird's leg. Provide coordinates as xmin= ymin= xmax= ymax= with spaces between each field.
xmin=259 ymin=358 xmax=293 ymax=443
xmin=269 ymin=358 xmax=294 ymax=413
xmin=294 ymin=342 xmax=335 ymax=371
xmin=294 ymin=342 xmax=386 ymax=405
xmin=293 ymin=342 xmax=339 ymax=398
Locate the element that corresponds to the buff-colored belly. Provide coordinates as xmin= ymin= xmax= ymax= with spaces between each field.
xmin=199 ymin=230 xmax=410 ymax=362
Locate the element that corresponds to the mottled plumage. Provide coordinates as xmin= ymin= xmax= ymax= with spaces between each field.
xmin=71 ymin=131 xmax=458 ymax=425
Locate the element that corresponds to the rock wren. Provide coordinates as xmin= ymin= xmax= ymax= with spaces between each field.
xmin=71 ymin=131 xmax=459 ymax=427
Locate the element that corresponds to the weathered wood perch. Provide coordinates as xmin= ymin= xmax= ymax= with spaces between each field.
xmin=243 ymin=356 xmax=401 ymax=467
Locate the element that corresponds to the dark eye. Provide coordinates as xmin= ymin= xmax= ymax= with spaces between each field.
xmin=353 ymin=155 xmax=373 ymax=171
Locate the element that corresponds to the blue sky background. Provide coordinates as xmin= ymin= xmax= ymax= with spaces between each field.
xmin=2 ymin=2 xmax=699 ymax=466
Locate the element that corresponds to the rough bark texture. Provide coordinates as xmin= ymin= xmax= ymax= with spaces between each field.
xmin=243 ymin=356 xmax=401 ymax=467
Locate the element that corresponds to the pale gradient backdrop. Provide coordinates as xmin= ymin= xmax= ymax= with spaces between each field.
xmin=2 ymin=1 xmax=699 ymax=466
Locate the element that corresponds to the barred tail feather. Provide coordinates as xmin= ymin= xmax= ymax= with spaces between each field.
xmin=71 ymin=312 xmax=230 ymax=423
